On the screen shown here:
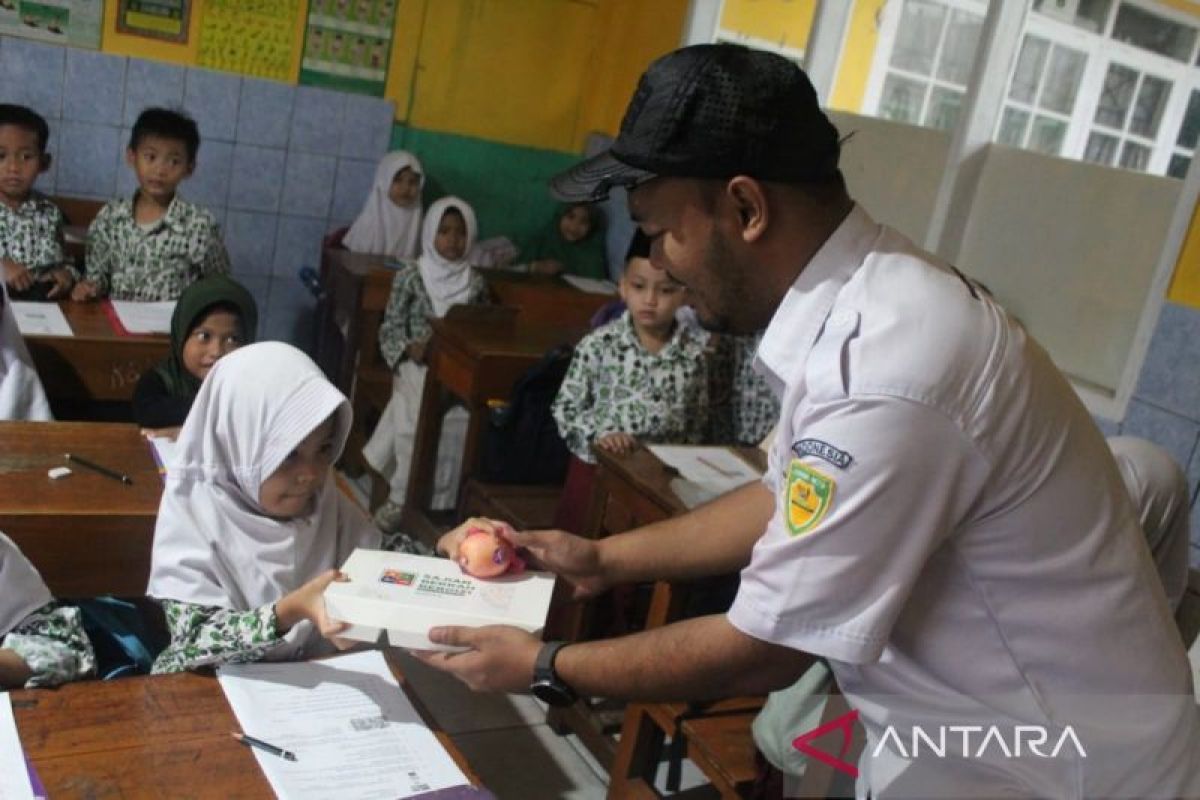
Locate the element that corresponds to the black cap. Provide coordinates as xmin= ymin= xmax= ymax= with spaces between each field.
xmin=551 ymin=44 xmax=841 ymax=203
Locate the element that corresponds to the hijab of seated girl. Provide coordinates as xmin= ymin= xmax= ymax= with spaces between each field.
xmin=147 ymin=341 xmax=426 ymax=674
xmin=1 ymin=532 xmax=96 ymax=688
xmin=526 ymin=202 xmax=607 ymax=280
xmin=132 ymin=274 xmax=258 ymax=437
xmin=342 ymin=150 xmax=424 ymax=259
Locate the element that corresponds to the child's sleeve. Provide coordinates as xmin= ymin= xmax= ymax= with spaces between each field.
xmin=378 ymin=270 xmax=419 ymax=370
xmin=84 ymin=206 xmax=115 ymax=293
xmin=150 ymin=599 xmax=283 ymax=674
xmin=200 ymin=216 xmax=231 ymax=276
xmin=28 ymin=204 xmax=70 ymax=278
xmin=2 ymin=601 xmax=96 ymax=688
xmin=551 ymin=338 xmax=600 ymax=462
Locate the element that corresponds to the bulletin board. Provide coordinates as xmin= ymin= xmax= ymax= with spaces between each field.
xmin=299 ymin=0 xmax=396 ymax=96
xmin=0 ymin=0 xmax=103 ymax=49
xmin=197 ymin=0 xmax=300 ymax=82
xmin=115 ymin=0 xmax=188 ymax=43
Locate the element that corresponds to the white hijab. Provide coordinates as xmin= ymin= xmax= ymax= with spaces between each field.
xmin=0 ymin=532 xmax=53 ymax=638
xmin=418 ymin=196 xmax=478 ymax=318
xmin=343 ymin=151 xmax=424 ymax=259
xmin=0 ymin=284 xmax=52 ymax=421
xmin=147 ymin=342 xmax=380 ymax=660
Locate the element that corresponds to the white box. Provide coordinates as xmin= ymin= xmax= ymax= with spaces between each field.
xmin=323 ymin=549 xmax=557 ymax=651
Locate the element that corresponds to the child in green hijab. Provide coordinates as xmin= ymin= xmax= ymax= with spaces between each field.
xmin=526 ymin=202 xmax=608 ymax=280
xmin=132 ymin=275 xmax=257 ymax=436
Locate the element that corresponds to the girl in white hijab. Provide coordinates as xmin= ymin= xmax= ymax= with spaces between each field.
xmin=0 ymin=283 xmax=52 ymax=420
xmin=364 ymin=197 xmax=490 ymax=532
xmin=0 ymin=532 xmax=95 ymax=687
xmin=148 ymin=342 xmax=425 ymax=673
xmin=342 ymin=150 xmax=424 ymax=259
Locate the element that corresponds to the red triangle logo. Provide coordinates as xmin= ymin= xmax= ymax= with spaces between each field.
xmin=791 ymin=708 xmax=860 ymax=778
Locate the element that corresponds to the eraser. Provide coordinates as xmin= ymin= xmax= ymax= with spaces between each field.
xmin=48 ymin=466 xmax=72 ymax=480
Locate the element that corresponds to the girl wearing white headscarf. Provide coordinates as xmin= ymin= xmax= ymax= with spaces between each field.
xmin=148 ymin=342 xmax=425 ymax=673
xmin=342 ymin=151 xmax=424 ymax=259
xmin=364 ymin=197 xmax=490 ymax=531
xmin=0 ymin=532 xmax=95 ymax=687
xmin=0 ymin=283 xmax=52 ymax=420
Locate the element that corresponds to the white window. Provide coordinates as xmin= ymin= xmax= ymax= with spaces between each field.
xmin=864 ymin=0 xmax=1200 ymax=178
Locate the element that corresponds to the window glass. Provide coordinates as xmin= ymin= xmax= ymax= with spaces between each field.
xmin=1033 ymin=0 xmax=1112 ymax=34
xmin=1030 ymin=116 xmax=1068 ymax=155
xmin=1175 ymin=89 xmax=1200 ymax=149
xmin=1167 ymin=154 xmax=1191 ymax=178
xmin=937 ymin=9 xmax=984 ymax=84
xmin=1111 ymin=2 xmax=1197 ymax=63
xmin=891 ymin=0 xmax=945 ymax=76
xmin=1085 ymin=131 xmax=1119 ymax=164
xmin=1119 ymin=140 xmax=1151 ymax=170
xmin=880 ymin=73 xmax=927 ymax=123
xmin=1130 ymin=74 xmax=1170 ymax=137
xmin=1041 ymin=46 xmax=1086 ymax=114
xmin=1094 ymin=63 xmax=1138 ymax=128
xmin=999 ymin=106 xmax=1031 ymax=146
xmin=1010 ymin=35 xmax=1049 ymax=104
xmin=926 ymin=86 xmax=964 ymax=131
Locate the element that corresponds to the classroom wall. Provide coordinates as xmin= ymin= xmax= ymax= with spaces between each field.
xmin=2 ymin=32 xmax=393 ymax=347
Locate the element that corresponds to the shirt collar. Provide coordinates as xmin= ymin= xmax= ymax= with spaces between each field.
xmin=618 ymin=309 xmax=695 ymax=357
xmin=120 ymin=191 xmax=186 ymax=232
xmin=1 ymin=192 xmax=51 ymax=217
xmin=754 ymin=204 xmax=882 ymax=390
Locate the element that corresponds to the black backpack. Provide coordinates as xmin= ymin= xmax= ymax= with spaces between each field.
xmin=478 ymin=344 xmax=573 ymax=485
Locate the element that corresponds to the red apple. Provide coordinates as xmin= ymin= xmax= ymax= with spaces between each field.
xmin=458 ymin=528 xmax=521 ymax=578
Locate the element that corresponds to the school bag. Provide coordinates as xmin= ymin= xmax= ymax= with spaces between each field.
xmin=478 ymin=344 xmax=573 ymax=485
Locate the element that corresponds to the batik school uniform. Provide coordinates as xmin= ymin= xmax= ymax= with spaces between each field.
xmin=552 ymin=310 xmax=711 ymax=463
xmin=132 ymin=275 xmax=258 ymax=430
xmin=85 ymin=194 xmax=230 ymax=301
xmin=0 ymin=192 xmax=77 ymax=288
xmin=0 ymin=284 xmax=51 ymax=420
xmin=342 ymin=150 xmax=423 ymax=259
xmin=1 ymin=532 xmax=95 ymax=688
xmin=363 ymin=197 xmax=489 ymax=515
xmin=707 ymin=332 xmax=780 ymax=447
xmin=147 ymin=342 xmax=425 ymax=674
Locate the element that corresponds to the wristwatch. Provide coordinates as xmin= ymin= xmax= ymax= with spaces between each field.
xmin=530 ymin=640 xmax=578 ymax=707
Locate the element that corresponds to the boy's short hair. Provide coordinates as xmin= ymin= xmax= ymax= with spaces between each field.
xmin=130 ymin=107 xmax=200 ymax=163
xmin=625 ymin=229 xmax=651 ymax=262
xmin=0 ymin=104 xmax=49 ymax=153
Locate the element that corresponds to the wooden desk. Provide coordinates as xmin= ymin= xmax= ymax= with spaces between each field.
xmin=12 ymin=654 xmax=481 ymax=798
xmin=0 ymin=421 xmax=161 ymax=597
xmin=484 ymin=271 xmax=616 ymax=329
xmin=550 ymin=445 xmax=766 ymax=773
xmin=401 ymin=306 xmax=587 ymax=543
xmin=23 ymin=301 xmax=169 ymax=405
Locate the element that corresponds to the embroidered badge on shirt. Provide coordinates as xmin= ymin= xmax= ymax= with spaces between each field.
xmin=785 ymin=459 xmax=834 ymax=537
xmin=792 ymin=438 xmax=853 ymax=470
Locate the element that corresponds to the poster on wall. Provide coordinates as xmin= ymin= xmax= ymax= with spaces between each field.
xmin=116 ymin=0 xmax=188 ymax=43
xmin=0 ymin=0 xmax=103 ymax=49
xmin=299 ymin=0 xmax=396 ymax=96
xmin=197 ymin=0 xmax=300 ymax=82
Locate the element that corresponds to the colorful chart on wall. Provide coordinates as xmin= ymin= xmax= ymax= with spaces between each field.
xmin=299 ymin=0 xmax=396 ymax=96
xmin=0 ymin=0 xmax=103 ymax=49
xmin=197 ymin=0 xmax=300 ymax=82
xmin=116 ymin=0 xmax=188 ymax=42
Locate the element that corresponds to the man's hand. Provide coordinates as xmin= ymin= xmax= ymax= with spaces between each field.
xmin=3 ymin=259 xmax=33 ymax=292
xmin=436 ymin=516 xmax=514 ymax=560
xmin=41 ymin=266 xmax=75 ymax=299
xmin=595 ymin=432 xmax=639 ymax=456
xmin=71 ymin=279 xmax=100 ymax=302
xmin=411 ymin=624 xmax=542 ymax=693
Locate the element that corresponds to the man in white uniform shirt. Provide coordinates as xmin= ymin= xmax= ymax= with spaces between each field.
xmin=418 ymin=44 xmax=1198 ymax=798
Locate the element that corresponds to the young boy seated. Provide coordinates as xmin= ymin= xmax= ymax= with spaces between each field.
xmin=74 ymin=107 xmax=229 ymax=302
xmin=0 ymin=104 xmax=76 ymax=301
xmin=552 ymin=230 xmax=710 ymax=462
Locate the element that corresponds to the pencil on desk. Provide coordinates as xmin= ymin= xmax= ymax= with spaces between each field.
xmin=64 ymin=453 xmax=133 ymax=485
xmin=232 ymin=732 xmax=298 ymax=761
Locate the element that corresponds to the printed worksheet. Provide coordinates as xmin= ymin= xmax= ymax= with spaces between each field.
xmin=0 ymin=694 xmax=34 ymax=800
xmin=10 ymin=303 xmax=72 ymax=337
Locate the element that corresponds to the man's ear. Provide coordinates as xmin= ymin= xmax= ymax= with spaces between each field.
xmin=38 ymin=153 xmax=51 ymax=174
xmin=725 ymin=176 xmax=768 ymax=244
xmin=125 ymin=147 xmax=137 ymax=168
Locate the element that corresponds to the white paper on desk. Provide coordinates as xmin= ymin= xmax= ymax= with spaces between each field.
xmin=109 ymin=300 xmax=175 ymax=334
xmin=9 ymin=302 xmax=72 ymax=337
xmin=648 ymin=445 xmax=762 ymax=509
xmin=217 ymin=650 xmax=470 ymax=800
xmin=560 ymin=274 xmax=617 ymax=295
xmin=146 ymin=436 xmax=176 ymax=476
xmin=0 ymin=694 xmax=34 ymax=800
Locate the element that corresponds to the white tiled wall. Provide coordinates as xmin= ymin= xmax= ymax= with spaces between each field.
xmin=1 ymin=34 xmax=393 ymax=349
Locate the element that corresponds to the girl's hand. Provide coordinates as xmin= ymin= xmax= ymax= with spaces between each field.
xmin=275 ymin=569 xmax=350 ymax=642
xmin=437 ymin=517 xmax=515 ymax=561
xmin=140 ymin=426 xmax=181 ymax=440
xmin=71 ymin=279 xmax=100 ymax=302
xmin=406 ymin=338 xmax=428 ymax=365
xmin=595 ymin=432 xmax=639 ymax=456
xmin=529 ymin=259 xmax=564 ymax=276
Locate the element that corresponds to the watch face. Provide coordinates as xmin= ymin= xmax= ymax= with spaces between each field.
xmin=531 ymin=679 xmax=576 ymax=707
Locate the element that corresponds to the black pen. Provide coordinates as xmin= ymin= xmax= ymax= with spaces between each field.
xmin=231 ymin=732 xmax=298 ymax=761
xmin=64 ymin=453 xmax=133 ymax=485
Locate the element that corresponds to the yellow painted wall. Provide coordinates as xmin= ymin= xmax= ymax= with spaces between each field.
xmin=829 ymin=0 xmax=886 ymax=113
xmin=1168 ymin=200 xmax=1200 ymax=305
xmin=719 ymin=0 xmax=815 ymax=52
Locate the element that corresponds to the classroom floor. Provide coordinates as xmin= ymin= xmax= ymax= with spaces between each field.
xmin=341 ymin=474 xmax=1200 ymax=799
